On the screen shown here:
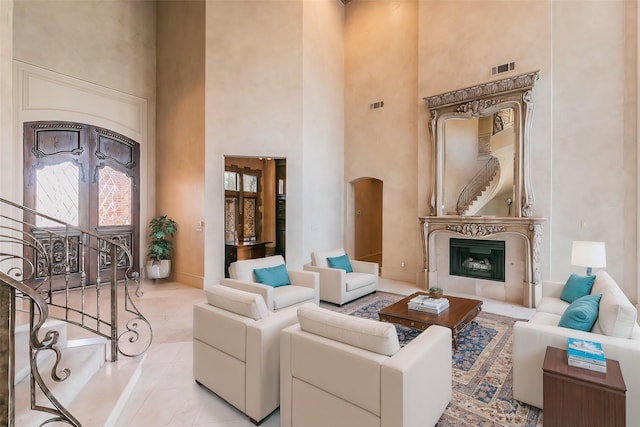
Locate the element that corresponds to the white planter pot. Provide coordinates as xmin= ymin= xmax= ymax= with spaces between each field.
xmin=146 ymin=260 xmax=171 ymax=280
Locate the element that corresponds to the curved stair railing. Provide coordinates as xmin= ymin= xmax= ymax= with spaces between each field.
xmin=1 ymin=272 xmax=80 ymax=426
xmin=456 ymin=156 xmax=500 ymax=215
xmin=0 ymin=197 xmax=152 ymax=426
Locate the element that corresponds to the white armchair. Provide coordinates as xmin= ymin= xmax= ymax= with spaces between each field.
xmin=280 ymin=303 xmax=452 ymax=427
xmin=303 ymin=248 xmax=378 ymax=305
xmin=221 ymin=255 xmax=319 ymax=311
xmin=193 ymin=285 xmax=298 ymax=424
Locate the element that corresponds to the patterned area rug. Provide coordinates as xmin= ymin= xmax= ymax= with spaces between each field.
xmin=321 ymin=292 xmax=543 ymax=427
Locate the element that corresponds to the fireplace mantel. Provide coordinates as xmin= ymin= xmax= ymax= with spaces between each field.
xmin=419 ymin=216 xmax=545 ymax=308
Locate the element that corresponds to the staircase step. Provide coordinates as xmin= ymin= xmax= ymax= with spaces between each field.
xmin=69 ymin=354 xmax=145 ymax=427
xmin=15 ymin=342 xmax=106 ymax=427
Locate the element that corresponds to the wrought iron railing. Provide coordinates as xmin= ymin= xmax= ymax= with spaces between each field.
xmin=0 ymin=197 xmax=152 ymax=426
xmin=456 ymin=156 xmax=500 ymax=215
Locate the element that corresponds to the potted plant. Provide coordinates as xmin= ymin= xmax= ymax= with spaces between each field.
xmin=428 ymin=286 xmax=444 ymax=299
xmin=145 ymin=214 xmax=177 ymax=280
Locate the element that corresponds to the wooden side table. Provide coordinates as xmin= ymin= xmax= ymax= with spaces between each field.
xmin=543 ymin=346 xmax=626 ymax=427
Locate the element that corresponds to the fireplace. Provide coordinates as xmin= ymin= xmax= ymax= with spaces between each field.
xmin=449 ymin=238 xmax=505 ymax=282
xmin=419 ymin=216 xmax=545 ymax=307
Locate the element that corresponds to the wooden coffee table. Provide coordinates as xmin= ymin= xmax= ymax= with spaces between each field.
xmin=378 ymin=292 xmax=482 ymax=349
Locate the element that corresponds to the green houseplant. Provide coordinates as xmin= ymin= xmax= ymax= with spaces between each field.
xmin=146 ymin=214 xmax=177 ymax=280
xmin=428 ymin=286 xmax=444 ymax=299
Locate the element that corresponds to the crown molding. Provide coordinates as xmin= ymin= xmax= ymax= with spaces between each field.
xmin=423 ymin=70 xmax=540 ymax=110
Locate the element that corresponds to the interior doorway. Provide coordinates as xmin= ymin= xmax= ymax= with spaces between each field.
xmin=353 ymin=178 xmax=382 ymax=270
xmin=223 ymin=156 xmax=285 ymax=276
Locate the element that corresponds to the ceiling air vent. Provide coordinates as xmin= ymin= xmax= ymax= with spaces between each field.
xmin=369 ymin=101 xmax=384 ymax=110
xmin=492 ymin=62 xmax=515 ymax=76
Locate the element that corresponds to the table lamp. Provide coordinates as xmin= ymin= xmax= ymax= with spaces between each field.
xmin=571 ymin=241 xmax=606 ymax=276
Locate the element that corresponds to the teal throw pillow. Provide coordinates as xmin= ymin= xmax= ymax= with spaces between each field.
xmin=327 ymin=254 xmax=353 ymax=273
xmin=560 ymin=273 xmax=596 ymax=303
xmin=558 ymin=293 xmax=602 ymax=332
xmin=253 ymin=264 xmax=290 ymax=287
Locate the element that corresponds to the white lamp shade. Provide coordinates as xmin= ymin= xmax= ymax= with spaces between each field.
xmin=571 ymin=241 xmax=606 ymax=268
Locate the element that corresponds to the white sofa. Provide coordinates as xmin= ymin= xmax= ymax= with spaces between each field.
xmin=221 ymin=255 xmax=319 ymax=311
xmin=303 ymin=248 xmax=378 ymax=306
xmin=513 ymin=270 xmax=640 ymax=426
xmin=193 ymin=285 xmax=298 ymax=424
xmin=280 ymin=303 xmax=452 ymax=427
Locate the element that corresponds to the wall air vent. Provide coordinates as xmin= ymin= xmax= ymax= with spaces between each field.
xmin=492 ymin=62 xmax=516 ymax=76
xmin=369 ymin=101 xmax=384 ymax=110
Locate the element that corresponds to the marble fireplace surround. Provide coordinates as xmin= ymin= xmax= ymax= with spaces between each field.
xmin=420 ymin=216 xmax=545 ymax=308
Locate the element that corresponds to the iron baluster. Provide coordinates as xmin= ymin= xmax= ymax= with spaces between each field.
xmin=0 ymin=197 xmax=152 ymax=424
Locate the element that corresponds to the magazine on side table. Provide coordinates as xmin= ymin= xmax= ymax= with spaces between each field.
xmin=567 ymin=337 xmax=607 ymax=373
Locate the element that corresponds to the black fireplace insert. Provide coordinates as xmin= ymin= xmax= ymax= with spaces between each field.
xmin=449 ymin=238 xmax=505 ymax=282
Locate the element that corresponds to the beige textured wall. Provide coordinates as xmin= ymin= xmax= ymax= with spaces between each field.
xmin=205 ymin=0 xmax=302 ymax=282
xmin=13 ymin=0 xmax=156 ymax=100
xmin=345 ymin=0 xmax=419 ymax=283
xmin=156 ymin=1 xmax=205 ymax=287
xmin=205 ymin=0 xmax=344 ymax=282
xmin=0 ymin=1 xmax=14 ymax=202
xmin=205 ymin=0 xmax=344 ymax=283
xmin=302 ymin=0 xmax=345 ymax=259
xmin=552 ymin=1 xmax=637 ymax=300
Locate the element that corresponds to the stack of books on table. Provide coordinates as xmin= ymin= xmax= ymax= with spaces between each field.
xmin=567 ymin=337 xmax=607 ymax=373
xmin=408 ymin=295 xmax=449 ymax=314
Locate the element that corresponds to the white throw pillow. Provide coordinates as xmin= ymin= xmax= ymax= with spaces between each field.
xmin=231 ymin=255 xmax=286 ymax=282
xmin=590 ymin=271 xmax=637 ymax=338
xmin=311 ymin=248 xmax=346 ymax=268
xmin=205 ymin=285 xmax=270 ymax=320
xmin=297 ymin=303 xmax=400 ymax=356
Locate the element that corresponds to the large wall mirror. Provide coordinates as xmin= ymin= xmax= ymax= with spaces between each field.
xmin=423 ymin=70 xmax=539 ymax=217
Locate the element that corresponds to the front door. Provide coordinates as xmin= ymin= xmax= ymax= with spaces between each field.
xmin=23 ymin=121 xmax=140 ymax=289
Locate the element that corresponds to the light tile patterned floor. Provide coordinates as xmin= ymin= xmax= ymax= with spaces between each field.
xmin=110 ymin=278 xmax=534 ymax=426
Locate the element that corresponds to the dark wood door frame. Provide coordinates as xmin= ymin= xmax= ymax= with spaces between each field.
xmin=23 ymin=121 xmax=140 ymax=289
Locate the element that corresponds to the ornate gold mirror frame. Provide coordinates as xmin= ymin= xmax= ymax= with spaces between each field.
xmin=423 ymin=70 xmax=540 ymax=217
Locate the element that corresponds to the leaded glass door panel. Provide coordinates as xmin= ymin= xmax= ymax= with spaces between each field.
xmin=23 ymin=121 xmax=140 ymax=290
xmin=223 ymin=166 xmax=261 ymax=243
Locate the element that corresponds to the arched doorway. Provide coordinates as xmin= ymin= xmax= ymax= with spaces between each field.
xmin=353 ymin=178 xmax=382 ymax=270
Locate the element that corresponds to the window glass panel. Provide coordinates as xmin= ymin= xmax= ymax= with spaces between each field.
xmin=224 ymin=171 xmax=238 ymax=191
xmin=99 ymin=166 xmax=132 ymax=226
xmin=36 ymin=162 xmax=79 ymax=227
xmin=225 ymin=197 xmax=238 ymax=243
xmin=243 ymin=174 xmax=258 ymax=192
xmin=243 ymin=198 xmax=256 ymax=239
